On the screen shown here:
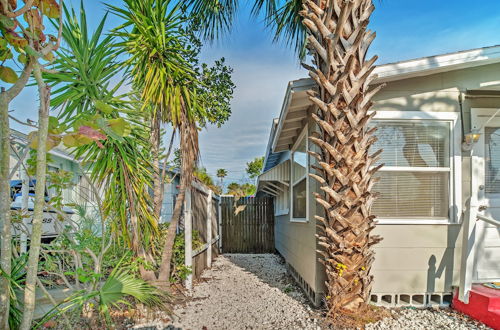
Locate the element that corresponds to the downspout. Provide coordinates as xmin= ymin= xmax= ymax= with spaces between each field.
xmin=458 ymin=91 xmax=465 ymax=139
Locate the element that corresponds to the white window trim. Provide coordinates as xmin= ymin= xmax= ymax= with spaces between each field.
xmin=290 ymin=125 xmax=309 ymax=223
xmin=371 ymin=111 xmax=462 ymax=225
xmin=274 ymin=186 xmax=290 ymax=216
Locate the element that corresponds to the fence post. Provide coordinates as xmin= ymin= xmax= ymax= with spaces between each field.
xmin=184 ymin=187 xmax=193 ymax=291
xmin=206 ymin=190 xmax=213 ymax=267
xmin=218 ymin=197 xmax=223 ymax=250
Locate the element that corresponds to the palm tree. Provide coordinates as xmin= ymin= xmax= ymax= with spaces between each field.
xmin=45 ymin=4 xmax=160 ymax=282
xmin=186 ymin=0 xmax=383 ymax=316
xmin=216 ymin=168 xmax=228 ymax=188
xmin=108 ymin=0 xmax=203 ymax=284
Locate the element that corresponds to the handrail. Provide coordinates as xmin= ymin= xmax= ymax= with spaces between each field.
xmin=460 ymin=211 xmax=500 ymax=303
xmin=476 ymin=214 xmax=500 ymax=227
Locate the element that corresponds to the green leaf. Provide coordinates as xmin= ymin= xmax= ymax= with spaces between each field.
xmin=0 ymin=37 xmax=7 ymax=49
xmin=0 ymin=48 xmax=13 ymax=61
xmin=0 ymin=14 xmax=15 ymax=30
xmin=17 ymin=53 xmax=27 ymax=63
xmin=62 ymin=133 xmax=94 ymax=148
xmin=0 ymin=65 xmax=18 ymax=83
xmin=93 ymin=100 xmax=115 ymax=114
xmin=108 ymin=118 xmax=131 ymax=137
xmin=28 ymin=131 xmax=61 ymax=151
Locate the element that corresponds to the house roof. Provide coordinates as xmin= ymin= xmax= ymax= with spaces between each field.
xmin=271 ymin=44 xmax=500 ymax=153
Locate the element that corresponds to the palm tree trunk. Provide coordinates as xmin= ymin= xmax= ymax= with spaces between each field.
xmin=20 ymin=64 xmax=51 ymax=330
xmin=158 ymin=112 xmax=198 ymax=284
xmin=300 ymin=0 xmax=383 ymax=314
xmin=151 ymin=118 xmax=163 ymax=219
xmin=157 ymin=182 xmax=186 ymax=283
xmin=0 ymin=91 xmax=12 ymax=330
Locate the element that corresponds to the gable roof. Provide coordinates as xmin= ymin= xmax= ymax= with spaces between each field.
xmin=270 ymin=45 xmax=500 ymax=153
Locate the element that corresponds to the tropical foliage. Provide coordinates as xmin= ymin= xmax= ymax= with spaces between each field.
xmin=246 ymin=156 xmax=264 ymax=179
xmin=226 ymin=182 xmax=256 ymax=197
xmin=0 ymin=0 xmax=65 ymax=328
xmin=1 ymin=0 xmax=234 ymax=327
xmin=44 ymin=4 xmax=158 ymax=266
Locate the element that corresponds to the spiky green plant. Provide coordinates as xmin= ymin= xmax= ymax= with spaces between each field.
xmin=0 ymin=254 xmax=27 ymax=330
xmin=44 ymin=3 xmax=159 ymax=259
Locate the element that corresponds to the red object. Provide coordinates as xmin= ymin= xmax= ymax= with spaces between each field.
xmin=453 ymin=285 xmax=500 ymax=329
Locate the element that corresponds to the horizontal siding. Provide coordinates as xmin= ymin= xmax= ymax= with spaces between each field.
xmin=372 ymin=270 xmax=460 ymax=293
xmin=275 ymin=62 xmax=500 ymax=296
xmin=275 ymin=214 xmax=318 ymax=292
xmin=371 ymin=224 xmax=462 ymax=294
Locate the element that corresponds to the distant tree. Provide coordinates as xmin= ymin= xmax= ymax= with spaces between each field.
xmin=226 ymin=182 xmax=239 ymax=194
xmin=226 ymin=182 xmax=256 ymax=197
xmin=194 ymin=167 xmax=214 ymax=186
xmin=246 ymin=156 xmax=264 ymax=179
xmin=216 ymin=168 xmax=228 ymax=187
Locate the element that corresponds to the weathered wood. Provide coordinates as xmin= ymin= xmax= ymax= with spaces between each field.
xmin=188 ymin=186 xmax=220 ymax=281
xmin=220 ymin=197 xmax=274 ymax=253
xmin=184 ymin=188 xmax=192 ymax=290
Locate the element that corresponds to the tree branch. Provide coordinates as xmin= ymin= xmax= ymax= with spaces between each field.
xmin=5 ymin=0 xmax=34 ymax=18
xmin=5 ymin=60 xmax=34 ymax=101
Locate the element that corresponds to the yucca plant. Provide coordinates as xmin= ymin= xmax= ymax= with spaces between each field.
xmin=107 ymin=0 xmax=203 ymax=284
xmin=0 ymin=254 xmax=28 ymax=330
xmin=44 ymin=3 xmax=159 ymax=268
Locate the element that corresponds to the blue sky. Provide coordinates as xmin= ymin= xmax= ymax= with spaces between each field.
xmin=6 ymin=0 xmax=500 ymax=184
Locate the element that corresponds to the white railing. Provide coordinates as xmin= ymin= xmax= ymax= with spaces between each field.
xmin=476 ymin=214 xmax=500 ymax=227
xmin=458 ymin=208 xmax=500 ymax=303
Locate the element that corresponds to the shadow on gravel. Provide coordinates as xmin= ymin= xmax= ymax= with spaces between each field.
xmin=224 ymin=253 xmax=313 ymax=307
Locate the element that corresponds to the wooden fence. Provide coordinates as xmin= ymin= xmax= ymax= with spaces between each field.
xmin=220 ymin=196 xmax=274 ymax=253
xmin=183 ymin=181 xmax=220 ymax=289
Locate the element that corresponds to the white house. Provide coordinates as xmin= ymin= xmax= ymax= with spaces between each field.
xmin=257 ymin=45 xmax=500 ymax=312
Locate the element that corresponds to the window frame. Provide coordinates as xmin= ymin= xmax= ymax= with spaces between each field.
xmin=371 ymin=111 xmax=461 ymax=225
xmin=274 ymin=185 xmax=289 ymax=216
xmin=290 ymin=125 xmax=309 ymax=222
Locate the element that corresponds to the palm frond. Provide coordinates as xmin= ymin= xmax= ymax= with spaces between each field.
xmin=184 ymin=0 xmax=239 ymax=41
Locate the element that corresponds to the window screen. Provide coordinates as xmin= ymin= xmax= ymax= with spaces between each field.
xmin=292 ymin=135 xmax=307 ymax=219
xmin=371 ymin=120 xmax=451 ymax=220
xmin=485 ymin=127 xmax=500 ymax=194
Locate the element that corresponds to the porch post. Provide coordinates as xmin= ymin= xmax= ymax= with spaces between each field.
xmin=206 ymin=190 xmax=212 ymax=267
xmin=459 ymin=149 xmax=482 ymax=303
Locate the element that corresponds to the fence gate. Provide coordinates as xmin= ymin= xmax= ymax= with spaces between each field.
xmin=220 ymin=196 xmax=274 ymax=253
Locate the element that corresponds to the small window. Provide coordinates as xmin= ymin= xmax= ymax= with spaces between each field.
xmin=485 ymin=127 xmax=500 ymax=194
xmin=371 ymin=120 xmax=451 ymax=220
xmin=274 ymin=186 xmax=289 ymax=216
xmin=292 ymin=132 xmax=307 ymax=220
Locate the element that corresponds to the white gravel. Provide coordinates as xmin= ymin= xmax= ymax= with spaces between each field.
xmin=367 ymin=308 xmax=492 ymax=330
xmin=170 ymin=254 xmax=321 ymax=330
xmin=130 ymin=254 xmax=491 ymax=330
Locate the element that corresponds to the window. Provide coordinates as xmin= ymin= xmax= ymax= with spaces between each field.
xmin=291 ymin=131 xmax=307 ymax=220
xmin=371 ymin=119 xmax=452 ymax=221
xmin=485 ymin=127 xmax=500 ymax=193
xmin=275 ymin=187 xmax=289 ymax=216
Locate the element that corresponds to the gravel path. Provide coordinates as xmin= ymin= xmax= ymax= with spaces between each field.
xmin=130 ymin=254 xmax=491 ymax=330
xmin=170 ymin=254 xmax=321 ymax=329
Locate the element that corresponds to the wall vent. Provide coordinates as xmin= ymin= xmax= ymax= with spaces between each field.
xmin=286 ymin=262 xmax=322 ymax=307
xmin=370 ymin=293 xmax=453 ymax=308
